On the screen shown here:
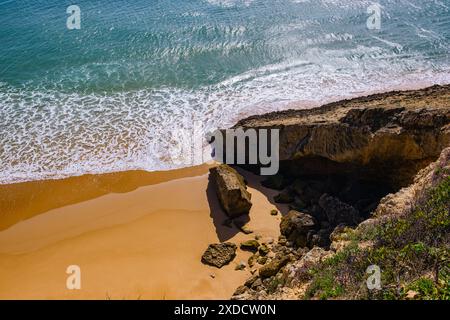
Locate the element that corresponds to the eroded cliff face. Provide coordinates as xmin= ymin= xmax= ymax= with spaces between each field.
xmin=235 ymin=85 xmax=450 ymax=189
xmin=232 ymin=147 xmax=449 ymax=300
xmin=229 ymin=85 xmax=450 ymax=300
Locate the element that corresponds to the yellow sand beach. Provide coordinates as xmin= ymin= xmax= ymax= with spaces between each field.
xmin=0 ymin=165 xmax=282 ymax=299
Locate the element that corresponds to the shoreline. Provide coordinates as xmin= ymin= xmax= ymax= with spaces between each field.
xmin=2 ymin=81 xmax=449 ymax=186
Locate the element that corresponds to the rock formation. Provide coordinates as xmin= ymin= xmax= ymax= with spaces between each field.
xmin=209 ymin=164 xmax=252 ymax=218
xmin=229 ymin=85 xmax=450 ymax=300
xmin=234 ymin=85 xmax=450 ymax=189
xmin=201 ymin=242 xmax=237 ymax=268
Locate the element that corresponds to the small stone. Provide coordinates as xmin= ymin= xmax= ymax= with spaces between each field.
xmin=201 ymin=242 xmax=237 ymax=268
xmin=240 ymin=226 xmax=254 ymax=234
xmin=248 ymin=254 xmax=257 ymax=267
xmin=240 ymin=240 xmax=260 ymax=252
xmin=270 ymin=209 xmax=278 ymax=216
xmin=258 ymin=244 xmax=270 ymax=256
xmin=266 ymin=238 xmax=274 ymax=244
xmin=274 ymin=191 xmax=294 ymax=204
xmin=278 ymin=235 xmax=287 ymax=246
xmin=210 ymin=273 xmax=216 ymax=279
xmin=255 ymin=234 xmax=262 ymax=240
xmin=261 ymin=174 xmax=288 ymax=190
xmin=257 ymin=256 xmax=268 ymax=265
xmin=235 ymin=261 xmax=247 ymax=271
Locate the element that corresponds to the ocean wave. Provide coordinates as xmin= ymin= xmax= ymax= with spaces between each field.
xmin=0 ymin=0 xmax=449 ymax=183
xmin=1 ymin=52 xmax=449 ymax=184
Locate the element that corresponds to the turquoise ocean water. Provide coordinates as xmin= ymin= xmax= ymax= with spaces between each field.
xmin=0 ymin=0 xmax=449 ymax=183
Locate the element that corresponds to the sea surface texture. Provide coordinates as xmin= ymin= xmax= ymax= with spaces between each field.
xmin=1 ymin=0 xmax=449 ymax=183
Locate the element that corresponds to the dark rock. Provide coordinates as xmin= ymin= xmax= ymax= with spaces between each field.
xmin=280 ymin=210 xmax=316 ymax=247
xmin=308 ymin=229 xmax=332 ymax=248
xmin=280 ymin=210 xmax=317 ymax=247
xmin=320 ymin=220 xmax=331 ymax=229
xmin=303 ymin=186 xmax=323 ymax=204
xmin=274 ymin=191 xmax=294 ymax=203
xmin=280 ymin=210 xmax=316 ymax=236
xmin=290 ymin=196 xmax=307 ymax=210
xmin=248 ymin=254 xmax=257 ymax=267
xmin=244 ymin=274 xmax=259 ymax=287
xmin=209 ymin=164 xmax=252 ymax=218
xmin=270 ymin=209 xmax=278 ymax=216
xmin=240 ymin=240 xmax=260 ymax=252
xmin=257 ymin=256 xmax=268 ymax=265
xmin=360 ymin=200 xmax=379 ymax=216
xmin=201 ymin=242 xmax=237 ymax=268
xmin=261 ymin=174 xmax=289 ymax=190
xmin=258 ymin=244 xmax=270 ymax=256
xmin=318 ymin=194 xmax=360 ymax=226
xmin=292 ymin=179 xmax=308 ymax=195
xmin=233 ymin=285 xmax=248 ymax=296
xmin=307 ymin=204 xmax=327 ymax=222
xmin=259 ymin=255 xmax=290 ymax=278
xmin=278 ymin=235 xmax=287 ymax=246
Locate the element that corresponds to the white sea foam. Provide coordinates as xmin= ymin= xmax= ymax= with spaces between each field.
xmin=1 ymin=44 xmax=449 ymax=184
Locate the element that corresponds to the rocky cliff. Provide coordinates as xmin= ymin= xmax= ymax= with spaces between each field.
xmin=229 ymin=85 xmax=450 ymax=300
xmin=235 ymin=84 xmax=450 ymax=189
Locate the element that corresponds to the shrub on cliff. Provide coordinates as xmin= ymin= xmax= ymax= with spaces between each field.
xmin=304 ymin=173 xmax=449 ymax=300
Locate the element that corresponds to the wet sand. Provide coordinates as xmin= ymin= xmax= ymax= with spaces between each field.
xmin=0 ymin=165 xmax=282 ymax=300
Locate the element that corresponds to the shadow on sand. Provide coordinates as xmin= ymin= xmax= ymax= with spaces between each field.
xmin=206 ymin=166 xmax=288 ymax=242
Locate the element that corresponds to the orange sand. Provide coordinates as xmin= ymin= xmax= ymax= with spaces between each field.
xmin=0 ymin=166 xmax=282 ymax=300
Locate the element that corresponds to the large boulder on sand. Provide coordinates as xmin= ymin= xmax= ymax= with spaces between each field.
xmin=201 ymin=242 xmax=237 ymax=268
xmin=210 ymin=164 xmax=252 ymax=218
xmin=280 ymin=210 xmax=316 ymax=247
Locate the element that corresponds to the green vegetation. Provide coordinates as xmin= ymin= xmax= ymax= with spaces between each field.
xmin=267 ymin=274 xmax=287 ymax=294
xmin=305 ymin=175 xmax=450 ymax=300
